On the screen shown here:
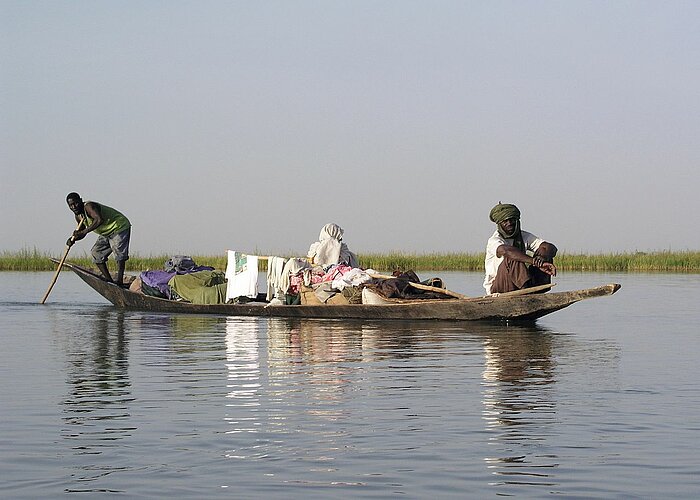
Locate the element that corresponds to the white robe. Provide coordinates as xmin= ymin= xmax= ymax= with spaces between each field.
xmin=307 ymin=223 xmax=358 ymax=268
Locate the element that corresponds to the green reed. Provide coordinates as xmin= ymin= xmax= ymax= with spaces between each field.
xmin=0 ymin=248 xmax=57 ymax=271
xmin=556 ymin=251 xmax=700 ymax=272
xmin=2 ymin=249 xmax=699 ymax=272
xmin=0 ymin=250 xmax=230 ymax=272
xmin=358 ymin=251 xmax=700 ymax=272
xmin=358 ymin=252 xmax=484 ymax=272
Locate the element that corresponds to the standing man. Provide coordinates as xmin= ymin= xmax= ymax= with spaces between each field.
xmin=483 ymin=202 xmax=557 ymax=295
xmin=66 ymin=192 xmax=131 ymax=286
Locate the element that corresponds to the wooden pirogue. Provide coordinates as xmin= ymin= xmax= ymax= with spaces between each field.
xmin=56 ymin=260 xmax=621 ymax=322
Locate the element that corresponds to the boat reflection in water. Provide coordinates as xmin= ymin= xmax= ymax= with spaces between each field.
xmin=59 ymin=310 xmax=134 ymax=492
xmin=223 ymin=317 xmax=362 ymax=457
xmin=223 ymin=317 xmax=265 ymax=444
xmin=222 ymin=317 xmax=459 ymax=468
xmin=479 ymin=324 xmax=559 ymax=487
xmin=477 ymin=323 xmax=620 ymax=491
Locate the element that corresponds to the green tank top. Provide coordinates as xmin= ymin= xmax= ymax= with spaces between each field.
xmin=85 ymin=201 xmax=131 ymax=236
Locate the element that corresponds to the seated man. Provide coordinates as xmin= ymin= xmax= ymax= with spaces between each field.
xmin=307 ymin=223 xmax=358 ymax=268
xmin=483 ymin=203 xmax=557 ymax=295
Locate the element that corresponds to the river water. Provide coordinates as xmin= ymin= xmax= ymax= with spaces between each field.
xmin=1 ymin=271 xmax=699 ymax=498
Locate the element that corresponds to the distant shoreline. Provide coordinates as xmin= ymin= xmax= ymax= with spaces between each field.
xmin=2 ymin=249 xmax=699 ymax=272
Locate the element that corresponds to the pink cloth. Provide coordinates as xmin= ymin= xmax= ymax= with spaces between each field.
xmin=321 ymin=264 xmax=352 ymax=282
xmin=289 ymin=267 xmax=325 ymax=294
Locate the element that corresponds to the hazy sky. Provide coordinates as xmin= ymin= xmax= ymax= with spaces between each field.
xmin=2 ymin=1 xmax=699 ymax=257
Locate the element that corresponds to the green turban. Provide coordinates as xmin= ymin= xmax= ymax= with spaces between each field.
xmin=489 ymin=203 xmax=520 ymax=224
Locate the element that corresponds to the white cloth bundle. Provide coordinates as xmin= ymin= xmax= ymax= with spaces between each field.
xmin=225 ymin=250 xmax=259 ymax=300
xmin=266 ymin=256 xmax=287 ymax=301
xmin=331 ymin=267 xmax=375 ymax=291
xmin=280 ymin=258 xmax=311 ymax=296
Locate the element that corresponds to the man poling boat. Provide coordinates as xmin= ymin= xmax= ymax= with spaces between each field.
xmin=66 ymin=192 xmax=131 ymax=287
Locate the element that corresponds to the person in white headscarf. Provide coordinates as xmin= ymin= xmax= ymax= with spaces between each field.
xmin=307 ymin=223 xmax=358 ymax=268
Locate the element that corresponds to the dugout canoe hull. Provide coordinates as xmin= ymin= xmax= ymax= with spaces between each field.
xmin=57 ymin=260 xmax=620 ymax=321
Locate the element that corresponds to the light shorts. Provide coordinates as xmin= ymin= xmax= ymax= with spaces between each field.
xmin=91 ymin=227 xmax=131 ymax=264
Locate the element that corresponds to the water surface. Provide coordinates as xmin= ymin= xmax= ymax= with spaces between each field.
xmin=1 ymin=271 xmax=699 ymax=498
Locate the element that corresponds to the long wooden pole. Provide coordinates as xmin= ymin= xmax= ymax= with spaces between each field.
xmin=489 ymin=283 xmax=555 ymax=298
xmin=40 ymin=218 xmax=83 ymax=304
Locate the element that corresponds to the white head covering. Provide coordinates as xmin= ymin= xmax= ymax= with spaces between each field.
xmin=319 ymin=223 xmax=344 ymax=242
xmin=308 ymin=223 xmax=345 ymax=266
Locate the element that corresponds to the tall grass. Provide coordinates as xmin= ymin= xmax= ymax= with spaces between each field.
xmin=0 ymin=248 xmax=57 ymax=271
xmin=359 ymin=252 xmax=484 ymax=272
xmin=556 ymin=251 xmax=700 ymax=272
xmin=2 ymin=249 xmax=699 ymax=272
xmin=360 ymin=251 xmax=700 ymax=272
xmin=0 ymin=249 xmax=229 ymax=272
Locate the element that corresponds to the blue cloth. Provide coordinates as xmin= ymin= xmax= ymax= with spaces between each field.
xmin=140 ymin=270 xmax=176 ymax=298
